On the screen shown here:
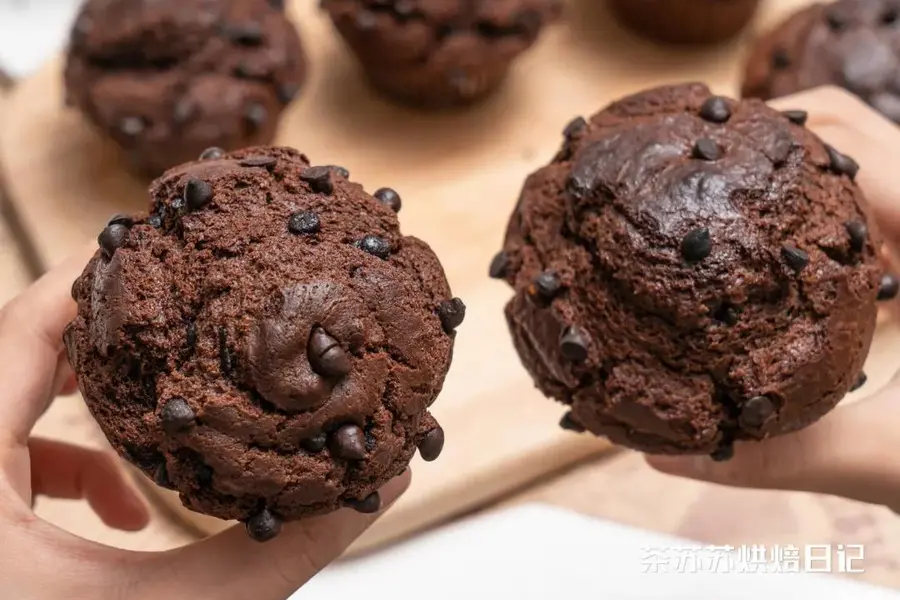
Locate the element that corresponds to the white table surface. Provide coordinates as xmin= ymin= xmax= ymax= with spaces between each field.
xmin=0 ymin=0 xmax=81 ymax=79
xmin=300 ymin=504 xmax=900 ymax=599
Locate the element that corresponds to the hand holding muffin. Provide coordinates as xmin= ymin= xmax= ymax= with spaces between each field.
xmin=0 ymin=245 xmax=410 ymax=600
xmin=648 ymin=86 xmax=900 ymax=513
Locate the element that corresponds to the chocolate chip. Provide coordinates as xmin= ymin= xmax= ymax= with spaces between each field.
xmin=308 ymin=327 xmax=352 ymax=378
xmin=107 ymin=214 xmax=134 ymax=227
xmin=845 ymin=220 xmax=867 ymax=252
xmin=878 ymin=273 xmax=899 ymax=300
xmin=184 ymin=178 xmax=213 ymax=210
xmin=850 ymin=372 xmax=867 ymax=392
xmin=245 ymin=103 xmax=267 ymax=129
xmin=345 ymin=492 xmax=381 ymax=513
xmin=782 ymin=110 xmax=808 ymax=126
xmin=277 ymin=82 xmax=301 ymax=105
xmin=160 ymin=398 xmax=194 ymax=434
xmin=328 ymin=165 xmax=350 ymax=179
xmin=531 ymin=270 xmax=561 ymax=300
xmin=357 ymin=235 xmax=391 ymax=259
xmin=395 ymin=0 xmax=415 ymax=17
xmin=418 ymin=426 xmax=445 ymax=462
xmin=302 ymin=433 xmax=328 ymax=453
xmin=883 ymin=8 xmax=899 ymax=25
xmin=781 ymin=245 xmax=809 ymax=272
xmin=238 ymin=155 xmax=277 ymax=169
xmin=288 ymin=211 xmax=321 ymax=235
xmin=246 ymin=509 xmax=282 ymax=542
xmin=720 ymin=306 xmax=739 ymax=326
xmin=826 ymin=9 xmax=845 ymax=31
xmin=200 ymin=147 xmax=225 ymax=160
xmin=374 ymin=188 xmax=402 ymax=212
xmin=739 ymin=396 xmax=774 ymax=429
xmin=699 ymin=96 xmax=731 ymax=123
xmin=692 ymin=138 xmax=720 ymax=161
xmin=148 ymin=214 xmax=163 ymax=228
xmin=355 ymin=10 xmax=378 ymax=30
xmin=489 ymin=251 xmax=509 ymax=279
xmin=153 ymin=463 xmax=175 ymax=489
xmin=331 ymin=424 xmax=367 ymax=460
xmin=826 ymin=144 xmax=859 ymax=180
xmin=710 ymin=443 xmax=735 ymax=462
xmin=772 ymin=48 xmax=791 ymax=69
xmin=119 ymin=116 xmax=145 ymax=137
xmin=437 ymin=298 xmax=466 ymax=333
xmin=563 ymin=116 xmax=587 ymax=139
xmin=218 ymin=327 xmax=234 ymax=374
xmin=559 ymin=326 xmax=589 ymax=362
xmin=300 ymin=166 xmax=334 ymax=194
xmin=173 ymin=99 xmax=194 ymax=125
xmin=186 ymin=321 xmax=197 ymax=348
xmin=559 ymin=412 xmax=586 ymax=433
xmin=197 ymin=464 xmax=213 ymax=486
xmin=681 ymin=227 xmax=711 ymax=262
xmin=98 ymin=224 xmax=130 ymax=260
xmin=222 ymin=22 xmax=264 ymax=45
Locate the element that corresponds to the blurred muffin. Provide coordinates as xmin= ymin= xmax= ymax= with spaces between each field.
xmin=64 ymin=0 xmax=308 ymax=176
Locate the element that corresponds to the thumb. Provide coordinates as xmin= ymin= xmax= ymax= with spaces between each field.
xmin=133 ymin=471 xmax=410 ymax=600
xmin=646 ymin=387 xmax=900 ymax=511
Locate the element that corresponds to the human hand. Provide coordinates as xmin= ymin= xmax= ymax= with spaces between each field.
xmin=0 ymin=246 xmax=410 ymax=600
xmin=647 ymin=86 xmax=900 ymax=513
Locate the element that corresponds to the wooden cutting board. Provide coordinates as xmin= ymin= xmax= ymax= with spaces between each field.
xmin=0 ymin=0 xmax=895 ymax=555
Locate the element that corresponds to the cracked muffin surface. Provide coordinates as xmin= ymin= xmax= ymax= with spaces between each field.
xmin=65 ymin=146 xmax=461 ymax=541
xmin=64 ymin=0 xmax=307 ymax=176
xmin=493 ymin=83 xmax=881 ymax=458
xmin=321 ymin=0 xmax=562 ymax=108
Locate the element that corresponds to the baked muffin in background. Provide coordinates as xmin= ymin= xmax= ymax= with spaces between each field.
xmin=609 ymin=0 xmax=762 ymax=45
xmin=493 ymin=83 xmax=882 ymax=460
xmin=742 ymin=0 xmax=900 ymax=123
xmin=321 ymin=0 xmax=563 ymax=109
xmin=65 ymin=146 xmax=463 ymax=542
xmin=64 ymin=0 xmax=308 ymax=176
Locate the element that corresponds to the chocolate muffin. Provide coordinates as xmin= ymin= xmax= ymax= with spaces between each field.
xmin=493 ymin=83 xmax=882 ymax=458
xmin=321 ymin=0 xmax=563 ymax=109
xmin=609 ymin=0 xmax=761 ymax=45
xmin=64 ymin=146 xmax=462 ymax=541
xmin=64 ymin=0 xmax=308 ymax=176
xmin=742 ymin=0 xmax=900 ymax=123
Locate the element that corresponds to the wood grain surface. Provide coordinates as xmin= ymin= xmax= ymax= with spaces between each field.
xmin=1 ymin=0 xmax=899 ymax=587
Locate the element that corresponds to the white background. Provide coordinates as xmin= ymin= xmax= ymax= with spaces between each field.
xmin=0 ymin=0 xmax=82 ymax=78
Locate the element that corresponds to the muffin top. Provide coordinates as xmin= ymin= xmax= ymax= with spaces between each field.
xmin=65 ymin=146 xmax=460 ymax=527
xmin=497 ymin=83 xmax=881 ymax=455
xmin=64 ymin=0 xmax=307 ymax=175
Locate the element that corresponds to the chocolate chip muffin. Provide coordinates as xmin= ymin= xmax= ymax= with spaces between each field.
xmin=609 ymin=0 xmax=761 ymax=45
xmin=321 ymin=0 xmax=563 ymax=109
xmin=64 ymin=0 xmax=308 ymax=177
xmin=64 ymin=146 xmax=462 ymax=542
xmin=742 ymin=0 xmax=900 ymax=123
xmin=492 ymin=83 xmax=882 ymax=459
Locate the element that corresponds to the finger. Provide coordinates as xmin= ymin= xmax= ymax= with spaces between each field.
xmin=0 ymin=244 xmax=96 ymax=445
xmin=646 ymin=387 xmax=900 ymax=509
xmin=52 ymin=350 xmax=78 ymax=397
xmin=138 ymin=471 xmax=411 ymax=600
xmin=29 ymin=438 xmax=150 ymax=531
